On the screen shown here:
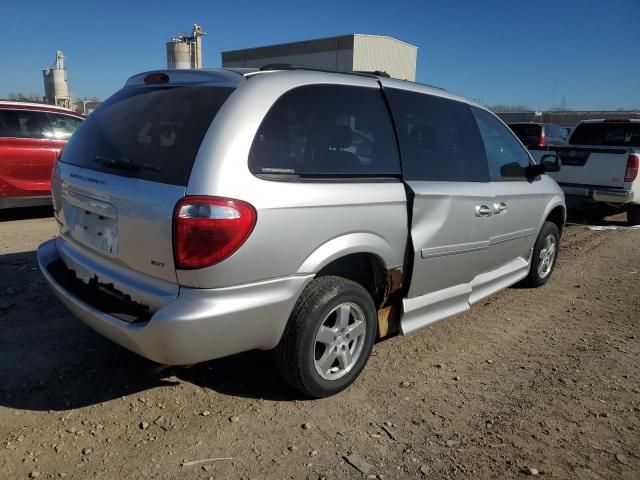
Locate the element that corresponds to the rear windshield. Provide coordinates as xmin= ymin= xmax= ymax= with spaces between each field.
xmin=509 ymin=124 xmax=541 ymax=145
xmin=569 ymin=122 xmax=640 ymax=147
xmin=60 ymin=86 xmax=233 ymax=186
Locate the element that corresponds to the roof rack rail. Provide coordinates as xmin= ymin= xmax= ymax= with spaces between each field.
xmin=259 ymin=63 xmax=296 ymax=71
xmin=255 ymin=63 xmax=447 ymax=92
xmin=354 ymin=70 xmax=390 ymax=78
xmin=258 ymin=63 xmax=390 ymax=79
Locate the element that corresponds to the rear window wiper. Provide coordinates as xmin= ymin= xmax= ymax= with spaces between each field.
xmin=93 ymin=155 xmax=161 ymax=173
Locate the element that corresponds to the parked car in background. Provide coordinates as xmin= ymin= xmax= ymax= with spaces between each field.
xmin=509 ymin=122 xmax=568 ymax=149
xmin=529 ymin=119 xmax=640 ymax=224
xmin=37 ymin=67 xmax=566 ymax=398
xmin=0 ymin=101 xmax=84 ymax=209
xmin=563 ymin=126 xmax=573 ymax=140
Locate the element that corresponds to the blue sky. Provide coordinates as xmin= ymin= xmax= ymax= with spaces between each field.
xmin=1 ymin=0 xmax=638 ymax=110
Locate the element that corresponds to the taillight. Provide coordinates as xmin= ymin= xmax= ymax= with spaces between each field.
xmin=173 ymin=196 xmax=257 ymax=270
xmin=625 ymin=154 xmax=639 ymax=182
xmin=538 ymin=132 xmax=546 ymax=148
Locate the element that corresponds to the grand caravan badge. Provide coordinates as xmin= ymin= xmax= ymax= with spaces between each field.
xmin=69 ymin=172 xmax=107 ymax=185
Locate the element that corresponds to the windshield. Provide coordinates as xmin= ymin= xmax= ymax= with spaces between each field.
xmin=60 ymin=86 xmax=234 ymax=186
xmin=569 ymin=122 xmax=640 ymax=147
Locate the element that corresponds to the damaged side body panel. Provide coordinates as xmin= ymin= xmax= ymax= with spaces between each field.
xmin=377 ymin=266 xmax=403 ymax=338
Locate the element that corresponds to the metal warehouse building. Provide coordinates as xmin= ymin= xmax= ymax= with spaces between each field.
xmin=221 ymin=34 xmax=418 ymax=81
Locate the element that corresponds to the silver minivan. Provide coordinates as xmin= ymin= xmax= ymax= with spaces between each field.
xmin=38 ymin=67 xmax=566 ymax=397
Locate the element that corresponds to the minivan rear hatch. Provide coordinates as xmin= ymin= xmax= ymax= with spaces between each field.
xmin=54 ymin=73 xmax=237 ymax=286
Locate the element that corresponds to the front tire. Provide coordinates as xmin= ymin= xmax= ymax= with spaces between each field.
xmin=521 ymin=221 xmax=560 ymax=288
xmin=275 ymin=276 xmax=377 ymax=398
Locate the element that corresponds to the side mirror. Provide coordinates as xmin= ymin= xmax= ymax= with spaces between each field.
xmin=526 ymin=154 xmax=561 ymax=177
xmin=541 ymin=154 xmax=561 ymax=172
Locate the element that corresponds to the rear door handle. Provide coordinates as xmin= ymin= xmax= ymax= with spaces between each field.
xmin=494 ymin=202 xmax=508 ymax=214
xmin=475 ymin=204 xmax=493 ymax=217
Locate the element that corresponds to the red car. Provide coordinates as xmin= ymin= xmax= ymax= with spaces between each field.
xmin=0 ymin=101 xmax=84 ymax=209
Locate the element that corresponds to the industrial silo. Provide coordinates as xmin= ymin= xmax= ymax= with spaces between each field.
xmin=166 ymin=24 xmax=205 ymax=69
xmin=42 ymin=51 xmax=71 ymax=109
xmin=166 ymin=40 xmax=192 ymax=69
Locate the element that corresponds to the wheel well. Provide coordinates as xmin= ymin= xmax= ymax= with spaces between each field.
xmin=546 ymin=205 xmax=566 ymax=236
xmin=316 ymin=253 xmax=386 ymax=307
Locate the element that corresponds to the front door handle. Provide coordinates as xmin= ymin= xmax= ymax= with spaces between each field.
xmin=494 ymin=202 xmax=508 ymax=214
xmin=475 ymin=204 xmax=493 ymax=217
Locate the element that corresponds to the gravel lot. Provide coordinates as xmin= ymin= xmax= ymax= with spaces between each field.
xmin=1 ymin=207 xmax=639 ymax=479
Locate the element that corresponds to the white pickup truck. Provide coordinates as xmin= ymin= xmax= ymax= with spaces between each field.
xmin=529 ymin=119 xmax=640 ymax=224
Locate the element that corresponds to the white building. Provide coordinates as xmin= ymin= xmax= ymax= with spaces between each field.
xmin=222 ymin=34 xmax=417 ymax=81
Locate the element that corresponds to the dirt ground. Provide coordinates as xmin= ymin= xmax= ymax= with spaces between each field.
xmin=1 ymin=207 xmax=639 ymax=480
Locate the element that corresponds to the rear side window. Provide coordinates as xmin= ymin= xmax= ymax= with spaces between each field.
xmin=61 ymin=86 xmax=233 ymax=186
xmin=472 ymin=107 xmax=532 ymax=181
xmin=0 ymin=109 xmax=50 ymax=139
xmin=249 ymin=85 xmax=400 ymax=178
xmin=509 ymin=123 xmax=541 ymax=147
xmin=385 ymin=89 xmax=489 ymax=182
xmin=569 ymin=122 xmax=640 ymax=147
xmin=46 ymin=113 xmax=83 ymax=140
xmin=550 ymin=125 xmax=566 ymax=141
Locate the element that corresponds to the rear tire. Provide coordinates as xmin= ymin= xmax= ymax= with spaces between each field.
xmin=521 ymin=221 xmax=560 ymax=288
xmin=275 ymin=276 xmax=377 ymax=398
xmin=628 ymin=205 xmax=640 ymax=226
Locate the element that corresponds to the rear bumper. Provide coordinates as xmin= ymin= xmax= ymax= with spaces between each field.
xmin=0 ymin=195 xmax=52 ymax=209
xmin=559 ymin=184 xmax=635 ymax=205
xmin=38 ymin=238 xmax=312 ymax=365
xmin=592 ymin=189 xmax=634 ymax=204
